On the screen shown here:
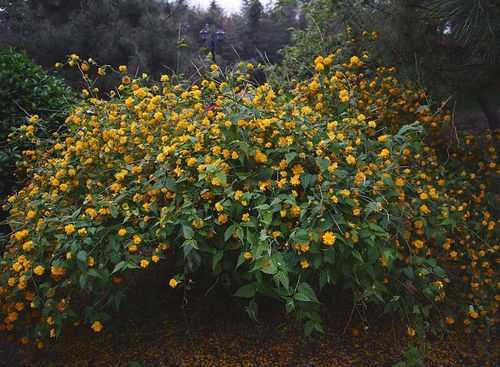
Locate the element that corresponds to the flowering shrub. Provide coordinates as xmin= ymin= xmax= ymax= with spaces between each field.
xmin=0 ymin=52 xmax=498 ymax=347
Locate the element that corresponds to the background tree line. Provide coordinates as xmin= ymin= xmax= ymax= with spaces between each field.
xmin=0 ymin=0 xmax=302 ymax=80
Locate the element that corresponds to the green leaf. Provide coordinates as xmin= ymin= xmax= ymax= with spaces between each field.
xmin=163 ymin=177 xmax=177 ymax=192
xmin=316 ymin=158 xmax=330 ymax=172
xmin=76 ymin=250 xmax=88 ymax=264
xmin=111 ymin=261 xmax=127 ymax=275
xmin=182 ymin=239 xmax=198 ymax=257
xmin=245 ymin=299 xmax=258 ymax=321
xmin=79 ymin=274 xmax=87 ymax=289
xmin=182 ymin=225 xmax=194 ymax=239
xmin=294 ymin=282 xmax=319 ymax=303
xmin=234 ymin=283 xmax=257 ymax=298
xmin=285 ymin=152 xmax=297 ymax=163
xmin=224 ymin=224 xmax=236 ymax=241
xmin=212 ymin=251 xmax=223 ymax=271
xmin=235 ymin=252 xmax=246 ymax=269
xmin=274 ymin=271 xmax=289 ymax=291
xmin=88 ymin=269 xmax=100 ymax=278
xmin=254 ymin=257 xmax=278 ymax=275
xmin=262 ymin=211 xmax=273 ymax=225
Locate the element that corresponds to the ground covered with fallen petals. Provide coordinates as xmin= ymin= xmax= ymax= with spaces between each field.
xmin=18 ymin=294 xmax=498 ymax=367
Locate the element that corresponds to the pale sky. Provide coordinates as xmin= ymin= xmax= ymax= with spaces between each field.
xmin=188 ymin=0 xmax=242 ymax=14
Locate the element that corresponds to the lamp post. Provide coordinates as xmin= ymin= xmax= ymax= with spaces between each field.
xmin=199 ymin=23 xmax=225 ymax=62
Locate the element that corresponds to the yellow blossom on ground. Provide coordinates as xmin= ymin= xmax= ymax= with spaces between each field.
xmin=91 ymin=321 xmax=103 ymax=333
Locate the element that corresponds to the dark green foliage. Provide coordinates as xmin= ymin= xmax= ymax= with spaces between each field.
xmin=0 ymin=48 xmax=73 ymax=198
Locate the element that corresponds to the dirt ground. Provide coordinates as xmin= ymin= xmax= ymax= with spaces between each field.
xmin=15 ymin=294 xmax=499 ymax=367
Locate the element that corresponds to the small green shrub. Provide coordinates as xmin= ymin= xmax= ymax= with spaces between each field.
xmin=0 ymin=48 xmax=73 ymax=198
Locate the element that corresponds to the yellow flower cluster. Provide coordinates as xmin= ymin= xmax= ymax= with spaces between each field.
xmin=0 ymin=50 xmax=497 ymax=345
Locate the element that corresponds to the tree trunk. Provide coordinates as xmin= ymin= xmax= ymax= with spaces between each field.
xmin=477 ymin=93 xmax=500 ymax=130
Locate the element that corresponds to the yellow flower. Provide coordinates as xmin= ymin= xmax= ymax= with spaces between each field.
xmin=26 ymin=210 xmax=36 ymax=220
xmin=91 ymin=321 xmax=103 ymax=333
xmin=413 ymin=240 xmax=424 ymax=249
xmin=254 ymin=150 xmax=268 ymax=164
xmin=64 ymin=224 xmax=76 ymax=235
xmin=14 ymin=230 xmax=29 ymax=241
xmin=379 ymin=149 xmax=390 ymax=158
xmin=419 ymin=192 xmax=429 ymax=200
xmin=377 ymin=135 xmax=389 ymax=142
xmin=419 ymin=204 xmax=431 ymax=215
xmin=322 ymin=231 xmax=336 ymax=246
xmin=169 ymin=278 xmax=178 ymax=288
xmin=407 ymin=327 xmax=416 ymax=337
xmin=152 ymin=255 xmax=160 ymax=263
xmin=290 ymin=175 xmax=301 ymax=186
xmin=340 ymin=189 xmax=350 ymax=197
xmin=234 ymin=190 xmax=244 ymax=201
xmin=243 ymin=251 xmax=253 ymax=260
xmin=352 ymin=208 xmax=361 ymax=216
xmin=132 ymin=235 xmax=142 ymax=245
xmin=215 ymin=202 xmax=224 ymax=212
xmin=118 ymin=228 xmax=127 ymax=237
xmin=140 ymin=259 xmax=149 ymax=268
xmin=300 ymin=259 xmax=310 ymax=269
xmin=118 ymin=65 xmax=127 ymax=73
xmin=299 ymin=243 xmax=310 ymax=253
xmin=33 ymin=265 xmax=45 ymax=276
xmin=51 ymin=266 xmax=66 ymax=277
xmin=350 ymin=55 xmax=361 ymax=66
xmin=242 ymin=213 xmax=250 ymax=222
xmin=395 ymin=178 xmax=405 ymax=187
xmin=12 ymin=262 xmax=22 ymax=272
xmin=85 ymin=208 xmax=97 ymax=218
xmin=22 ymin=241 xmax=33 ymax=252
xmin=346 ymin=155 xmax=356 ymax=165
xmin=339 ymin=89 xmax=349 ymax=103
xmin=218 ymin=213 xmax=228 ymax=224
xmin=290 ymin=206 xmax=301 ymax=217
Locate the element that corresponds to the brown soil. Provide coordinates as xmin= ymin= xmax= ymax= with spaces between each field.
xmin=17 ymin=295 xmax=499 ymax=367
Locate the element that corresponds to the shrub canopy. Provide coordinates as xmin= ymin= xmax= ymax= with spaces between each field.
xmin=0 ymin=52 xmax=498 ymax=346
